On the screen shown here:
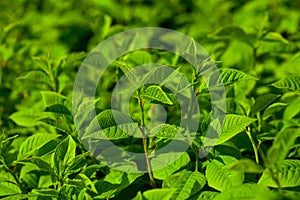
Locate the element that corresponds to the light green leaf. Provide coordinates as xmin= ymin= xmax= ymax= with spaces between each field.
xmin=267 ymin=128 xmax=300 ymax=167
xmin=213 ymin=183 xmax=276 ymax=200
xmin=18 ymin=133 xmax=59 ymax=160
xmin=9 ymin=111 xmax=42 ymax=127
xmin=133 ymin=189 xmax=176 ymax=200
xmin=205 ymin=156 xmax=244 ymax=192
xmin=215 ymin=115 xmax=256 ymax=145
xmin=258 ymin=160 xmax=300 ymax=188
xmin=283 ymin=97 xmax=300 ymax=119
xmin=0 ymin=182 xmax=22 ymax=196
xmin=221 ymin=41 xmax=255 ymax=70
xmin=224 ymin=159 xmax=265 ymax=173
xmin=141 ymin=85 xmax=174 ymax=105
xmin=250 ymin=94 xmax=280 ymax=117
xmin=163 ymin=171 xmax=206 ymax=200
xmin=272 ymin=76 xmax=300 ymax=91
xmin=263 ymin=32 xmax=289 ymax=44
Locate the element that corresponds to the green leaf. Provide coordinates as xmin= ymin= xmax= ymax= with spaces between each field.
xmin=141 ymin=85 xmax=174 ymax=105
xmin=272 ymin=76 xmax=300 ymax=91
xmin=263 ymin=32 xmax=289 ymax=44
xmin=258 ymin=160 xmax=300 ymax=188
xmin=209 ymin=26 xmax=246 ymax=40
xmin=133 ymin=189 xmax=176 ymax=200
xmin=31 ymin=189 xmax=61 ymax=198
xmin=224 ymin=159 xmax=265 ymax=173
xmin=192 ymin=191 xmax=218 ymax=200
xmin=83 ymin=110 xmax=138 ymax=140
xmin=0 ymin=194 xmax=33 ymax=200
xmin=53 ymin=135 xmax=76 ymax=177
xmin=200 ymin=68 xmax=257 ymax=90
xmin=9 ymin=111 xmax=42 ymax=127
xmin=266 ymin=128 xmax=300 ymax=167
xmin=16 ymin=157 xmax=56 ymax=182
xmin=150 ymin=124 xmax=185 ymax=140
xmin=153 ymin=152 xmax=191 ymax=180
xmin=94 ymin=170 xmax=142 ymax=199
xmin=250 ymin=94 xmax=280 ymax=117
xmin=44 ymin=104 xmax=71 ymax=115
xmin=18 ymin=133 xmax=59 ymax=160
xmin=221 ymin=41 xmax=255 ymax=70
xmin=205 ymin=156 xmax=244 ymax=192
xmin=262 ymin=102 xmax=287 ymax=120
xmin=215 ymin=115 xmax=256 ymax=145
xmin=213 ymin=183 xmax=276 ymax=200
xmin=17 ymin=70 xmax=51 ymax=86
xmin=39 ymin=117 xmax=70 ymax=134
xmin=163 ymin=171 xmax=206 ymax=200
xmin=283 ymin=97 xmax=300 ymax=119
xmin=41 ymin=91 xmax=71 ymax=109
xmin=0 ymin=182 xmax=22 ymax=196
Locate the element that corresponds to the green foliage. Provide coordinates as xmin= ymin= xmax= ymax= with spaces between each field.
xmin=1 ymin=0 xmax=300 ymax=199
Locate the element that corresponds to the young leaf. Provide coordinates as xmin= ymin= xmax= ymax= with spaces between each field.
xmin=272 ymin=76 xmax=300 ymax=91
xmin=258 ymin=160 xmax=300 ymax=188
xmin=215 ymin=114 xmax=256 ymax=145
xmin=250 ymin=94 xmax=280 ymax=117
xmin=163 ymin=171 xmax=206 ymax=200
xmin=205 ymin=156 xmax=244 ymax=192
xmin=140 ymin=85 xmax=174 ymax=105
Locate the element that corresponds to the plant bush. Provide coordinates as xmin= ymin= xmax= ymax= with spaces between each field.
xmin=1 ymin=0 xmax=300 ymax=199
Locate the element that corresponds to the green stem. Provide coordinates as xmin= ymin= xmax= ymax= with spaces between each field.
xmin=246 ymin=127 xmax=259 ymax=164
xmin=138 ymin=94 xmax=156 ymax=188
xmin=194 ymin=149 xmax=199 ymax=172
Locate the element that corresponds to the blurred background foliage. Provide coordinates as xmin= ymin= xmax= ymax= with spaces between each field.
xmin=0 ymin=0 xmax=300 ymax=153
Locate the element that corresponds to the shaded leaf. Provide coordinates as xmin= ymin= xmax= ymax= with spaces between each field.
xmin=250 ymin=94 xmax=280 ymax=117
